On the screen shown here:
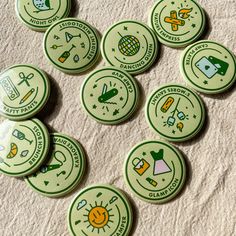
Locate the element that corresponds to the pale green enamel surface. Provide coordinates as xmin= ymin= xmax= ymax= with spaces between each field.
xmin=68 ymin=184 xmax=133 ymax=236
xmin=0 ymin=64 xmax=50 ymax=120
xmin=16 ymin=0 xmax=71 ymax=31
xmin=180 ymin=40 xmax=236 ymax=94
xmin=149 ymin=0 xmax=205 ymax=47
xmin=101 ymin=20 xmax=158 ymax=74
xmin=145 ymin=84 xmax=205 ymax=141
xmin=124 ymin=140 xmax=186 ymax=203
xmin=0 ymin=118 xmax=50 ymax=177
xmin=25 ymin=133 xmax=86 ymax=197
xmin=81 ymin=67 xmax=139 ymax=124
xmin=44 ymin=18 xmax=100 ymax=74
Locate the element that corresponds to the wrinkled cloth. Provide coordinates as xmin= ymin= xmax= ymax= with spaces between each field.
xmin=0 ymin=0 xmax=236 ymax=235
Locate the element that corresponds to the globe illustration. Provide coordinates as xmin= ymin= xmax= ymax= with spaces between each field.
xmin=118 ymin=35 xmax=140 ymax=56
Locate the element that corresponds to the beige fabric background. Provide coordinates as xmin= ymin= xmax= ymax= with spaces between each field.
xmin=0 ymin=0 xmax=236 ymax=235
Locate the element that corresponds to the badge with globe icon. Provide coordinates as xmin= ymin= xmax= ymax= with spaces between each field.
xmin=101 ymin=20 xmax=158 ymax=75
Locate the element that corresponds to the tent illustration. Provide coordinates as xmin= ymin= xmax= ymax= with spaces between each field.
xmin=33 ymin=0 xmax=52 ymax=12
xmin=151 ymin=149 xmax=171 ymax=175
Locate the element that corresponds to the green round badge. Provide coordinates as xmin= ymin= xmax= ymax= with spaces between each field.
xmin=0 ymin=65 xmax=50 ymax=120
xmin=124 ymin=140 xmax=186 ymax=203
xmin=101 ymin=20 xmax=158 ymax=74
xmin=44 ymin=18 xmax=100 ymax=74
xmin=81 ymin=67 xmax=139 ymax=124
xmin=180 ymin=40 xmax=236 ymax=94
xmin=149 ymin=0 xmax=205 ymax=47
xmin=16 ymin=0 xmax=71 ymax=31
xmin=146 ymin=84 xmax=205 ymax=142
xmin=25 ymin=133 xmax=86 ymax=197
xmin=68 ymin=184 xmax=133 ymax=236
xmin=0 ymin=118 xmax=50 ymax=177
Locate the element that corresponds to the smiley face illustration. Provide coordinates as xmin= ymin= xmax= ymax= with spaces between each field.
xmin=88 ymin=206 xmax=110 ymax=229
xmin=68 ymin=185 xmax=133 ymax=236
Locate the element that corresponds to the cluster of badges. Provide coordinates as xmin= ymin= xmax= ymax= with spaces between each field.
xmin=0 ymin=114 xmax=86 ymax=199
xmin=4 ymin=0 xmax=235 ymax=236
xmin=0 ymin=64 xmax=86 ymax=197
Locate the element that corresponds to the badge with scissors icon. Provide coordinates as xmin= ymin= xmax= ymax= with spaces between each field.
xmin=18 ymin=72 xmax=34 ymax=87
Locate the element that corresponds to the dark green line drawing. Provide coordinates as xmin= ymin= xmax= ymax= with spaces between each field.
xmin=146 ymin=177 xmax=157 ymax=187
xmin=65 ymin=32 xmax=81 ymax=43
xmin=50 ymin=44 xmax=63 ymax=50
xmin=58 ymin=44 xmax=76 ymax=63
xmin=20 ymin=1 xmax=66 ymax=29
xmin=0 ymin=76 xmax=20 ymax=101
xmin=118 ymin=32 xmax=140 ymax=56
xmin=98 ymin=83 xmax=118 ymax=104
xmin=0 ymin=157 xmax=10 ymax=167
xmin=12 ymin=129 xmax=33 ymax=145
xmin=19 ymin=88 xmax=35 ymax=105
xmin=20 ymin=150 xmax=29 ymax=157
xmin=151 ymin=149 xmax=171 ymax=175
xmin=109 ymin=196 xmax=118 ymax=204
xmin=33 ymin=0 xmax=53 ymax=12
xmin=18 ymin=72 xmax=34 ymax=87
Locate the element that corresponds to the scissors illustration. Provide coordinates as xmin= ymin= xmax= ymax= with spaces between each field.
xmin=18 ymin=72 xmax=34 ymax=87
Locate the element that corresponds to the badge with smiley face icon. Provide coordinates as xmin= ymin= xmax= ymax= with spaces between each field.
xmin=68 ymin=184 xmax=133 ymax=236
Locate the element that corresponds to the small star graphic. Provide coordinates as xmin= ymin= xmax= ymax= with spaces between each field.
xmin=120 ymin=97 xmax=124 ymax=101
xmin=124 ymin=26 xmax=128 ymax=31
xmin=162 ymin=179 xmax=165 ymax=182
xmin=93 ymin=84 xmax=97 ymax=89
xmin=112 ymin=48 xmax=115 ymax=52
xmin=172 ymin=130 xmax=176 ymax=134
xmin=90 ymin=94 xmax=93 ymax=97
xmin=192 ymin=24 xmax=196 ymax=28
xmin=103 ymin=113 xmax=105 ymax=115
xmin=193 ymin=114 xmax=197 ymax=119
xmin=142 ymin=152 xmax=146 ymax=156
xmin=186 ymin=107 xmax=188 ymax=109
xmin=137 ymin=31 xmax=139 ymax=34
xmin=220 ymin=79 xmax=223 ymax=82
xmin=113 ymin=109 xmax=119 ymax=116
xmin=171 ymin=1 xmax=175 ymax=4
xmin=92 ymin=105 xmax=97 ymax=109
xmin=203 ymin=80 xmax=208 ymax=84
